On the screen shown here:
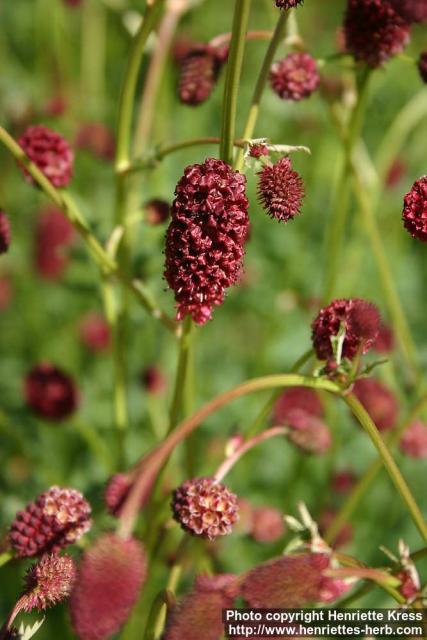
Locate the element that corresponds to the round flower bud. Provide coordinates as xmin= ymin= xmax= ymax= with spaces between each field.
xmin=286 ymin=411 xmax=332 ymax=455
xmin=164 ymin=158 xmax=249 ymax=324
xmin=270 ymin=53 xmax=320 ymax=102
xmin=0 ymin=211 xmax=12 ymax=254
xmin=353 ymin=378 xmax=399 ymax=432
xmin=18 ymin=125 xmax=74 ymax=188
xmin=402 ymin=176 xmax=427 ymax=241
xmin=273 ymin=387 xmax=323 ymax=425
xmin=80 ymin=313 xmax=110 ymax=352
xmin=10 ymin=486 xmax=92 ymax=558
xmin=311 ymin=298 xmax=380 ymax=361
xmin=35 ymin=207 xmax=74 ymax=280
xmin=70 ymin=534 xmax=147 ymax=640
xmin=21 ymin=554 xmax=76 ymax=611
xmin=399 ymin=421 xmax=427 ymax=459
xmin=144 ymin=199 xmax=170 ymax=225
xmin=25 ymin=363 xmax=79 ymax=421
xmin=331 ymin=470 xmax=356 ymax=494
xmin=141 ymin=366 xmax=167 ymax=395
xmin=178 ymin=45 xmax=228 ymax=106
xmin=257 ymin=157 xmax=304 ymax=223
xmin=343 ymin=0 xmax=410 ymax=68
xmin=251 ymin=507 xmax=285 ymax=543
xmin=418 ymin=52 xmax=427 ymax=84
xmin=171 ymin=477 xmax=239 ymax=540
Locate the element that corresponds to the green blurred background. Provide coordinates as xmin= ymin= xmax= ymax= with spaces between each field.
xmin=0 ymin=0 xmax=426 ymax=636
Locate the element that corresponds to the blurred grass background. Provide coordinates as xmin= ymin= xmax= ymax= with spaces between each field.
xmin=0 ymin=0 xmax=426 ymax=636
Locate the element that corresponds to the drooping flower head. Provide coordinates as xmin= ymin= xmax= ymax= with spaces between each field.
xmin=21 ymin=554 xmax=76 ymax=612
xmin=70 ymin=534 xmax=147 ymax=640
xmin=343 ymin=0 xmax=410 ymax=68
xmin=353 ymin=378 xmax=399 ymax=431
xmin=0 ymin=211 xmax=12 ymax=254
xmin=35 ymin=207 xmax=74 ymax=280
xmin=418 ymin=52 xmax=427 ymax=84
xmin=80 ymin=313 xmax=111 ymax=352
xmin=18 ymin=125 xmax=74 ymax=187
xmin=402 ymin=176 xmax=427 ymax=241
xmin=273 ymin=387 xmax=323 ymax=425
xmin=25 ymin=363 xmax=79 ymax=421
xmin=164 ymin=158 xmax=249 ymax=324
xmin=171 ymin=477 xmax=239 ymax=540
xmin=10 ymin=486 xmax=92 ymax=557
xmin=400 ymin=421 xmax=427 ymax=459
xmin=178 ymin=45 xmax=228 ymax=106
xmin=270 ymin=53 xmax=320 ymax=101
xmin=257 ymin=157 xmax=304 ymax=223
xmin=311 ymin=298 xmax=380 ymax=361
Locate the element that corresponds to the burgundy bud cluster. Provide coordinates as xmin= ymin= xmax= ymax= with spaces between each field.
xmin=388 ymin=0 xmax=427 ymax=23
xmin=274 ymin=387 xmax=324 ymax=424
xmin=402 ymin=176 xmax=427 ymax=241
xmin=70 ymin=534 xmax=147 ymax=640
xmin=21 ymin=554 xmax=76 ymax=612
xmin=25 ymin=363 xmax=79 ymax=421
xmin=104 ymin=473 xmax=132 ymax=517
xmin=80 ymin=313 xmax=111 ymax=352
xmin=171 ymin=476 xmax=239 ymax=540
xmin=353 ymin=378 xmax=399 ymax=432
xmin=164 ymin=158 xmax=249 ymax=324
xmin=343 ymin=0 xmax=410 ymax=68
xmin=35 ymin=207 xmax=74 ymax=280
xmin=270 ymin=53 xmax=320 ymax=102
xmin=257 ymin=157 xmax=304 ymax=223
xmin=275 ymin=0 xmax=303 ymax=8
xmin=144 ymin=199 xmax=170 ymax=225
xmin=399 ymin=421 xmax=427 ymax=459
xmin=10 ymin=486 xmax=92 ymax=557
xmin=0 ymin=211 xmax=12 ymax=254
xmin=248 ymin=143 xmax=270 ymax=159
xmin=178 ymin=45 xmax=229 ymax=106
xmin=75 ymin=123 xmax=115 ymax=161
xmin=18 ymin=125 xmax=74 ymax=187
xmin=311 ymin=298 xmax=380 ymax=361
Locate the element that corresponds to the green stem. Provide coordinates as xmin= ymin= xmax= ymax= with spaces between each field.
xmin=168 ymin=316 xmax=194 ymax=433
xmin=219 ymin=0 xmax=252 ymax=165
xmin=235 ymin=10 xmax=289 ymax=171
xmin=344 ymin=393 xmax=427 ymax=543
xmin=322 ymin=67 xmax=371 ymax=302
xmin=0 ymin=552 xmax=13 ymax=569
xmin=81 ymin=0 xmax=106 ymax=119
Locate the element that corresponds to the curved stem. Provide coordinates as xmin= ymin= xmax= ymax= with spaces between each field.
xmin=210 ymin=29 xmax=273 ymax=48
xmin=219 ymin=0 xmax=252 ymax=164
xmin=235 ymin=10 xmax=289 ymax=171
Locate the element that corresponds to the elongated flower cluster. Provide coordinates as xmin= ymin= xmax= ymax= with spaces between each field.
xmin=10 ymin=486 xmax=92 ymax=557
xmin=178 ymin=45 xmax=228 ymax=106
xmin=35 ymin=207 xmax=74 ymax=280
xmin=171 ymin=477 xmax=239 ymax=540
xmin=257 ymin=157 xmax=304 ymax=223
xmin=311 ymin=298 xmax=380 ymax=361
xmin=0 ymin=211 xmax=11 ymax=254
xmin=25 ymin=363 xmax=79 ymax=421
xmin=353 ymin=378 xmax=399 ymax=431
xmin=21 ymin=554 xmax=76 ymax=612
xmin=18 ymin=125 xmax=74 ymax=187
xmin=402 ymin=176 xmax=427 ymax=241
xmin=164 ymin=158 xmax=249 ymax=324
xmin=70 ymin=534 xmax=147 ymax=640
xmin=418 ymin=52 xmax=427 ymax=84
xmin=343 ymin=0 xmax=410 ymax=68
xmin=270 ymin=53 xmax=320 ymax=101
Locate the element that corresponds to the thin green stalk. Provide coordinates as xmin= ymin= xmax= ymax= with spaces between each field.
xmin=219 ymin=0 xmax=252 ymax=164
xmin=344 ymin=393 xmax=427 ymax=543
xmin=81 ymin=0 xmax=106 ymax=119
xmin=235 ymin=10 xmax=289 ymax=171
xmin=323 ymin=67 xmax=371 ymax=302
xmin=168 ymin=316 xmax=194 ymax=433
xmin=0 ymin=552 xmax=13 ymax=569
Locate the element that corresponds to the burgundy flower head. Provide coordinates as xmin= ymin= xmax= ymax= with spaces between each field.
xmin=171 ymin=477 xmax=239 ymax=540
xmin=35 ymin=207 xmax=74 ymax=280
xmin=70 ymin=534 xmax=147 ymax=640
xmin=418 ymin=52 xmax=427 ymax=84
xmin=18 ymin=125 xmax=74 ymax=187
xmin=21 ymin=554 xmax=76 ymax=612
xmin=273 ymin=387 xmax=323 ymax=425
xmin=80 ymin=313 xmax=110 ymax=352
xmin=353 ymin=378 xmax=399 ymax=431
xmin=275 ymin=0 xmax=303 ymax=8
xmin=331 ymin=470 xmax=356 ymax=494
xmin=400 ymin=421 xmax=427 ymax=459
xmin=402 ymin=176 xmax=427 ymax=241
xmin=251 ymin=507 xmax=285 ymax=543
xmin=10 ymin=486 xmax=92 ymax=558
xmin=178 ymin=45 xmax=228 ymax=106
xmin=388 ymin=0 xmax=427 ymax=23
xmin=144 ymin=199 xmax=170 ymax=225
xmin=164 ymin=158 xmax=249 ymax=324
xmin=286 ymin=411 xmax=332 ymax=455
xmin=270 ymin=53 xmax=320 ymax=101
xmin=249 ymin=143 xmax=270 ymax=159
xmin=141 ymin=365 xmax=167 ymax=394
xmin=0 ymin=211 xmax=12 ymax=254
xmin=75 ymin=123 xmax=115 ymax=161
xmin=25 ymin=363 xmax=79 ymax=421
xmin=241 ymin=553 xmax=330 ymax=608
xmin=343 ymin=0 xmax=410 ymax=68
xmin=257 ymin=157 xmax=304 ymax=223
xmin=311 ymin=298 xmax=380 ymax=361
